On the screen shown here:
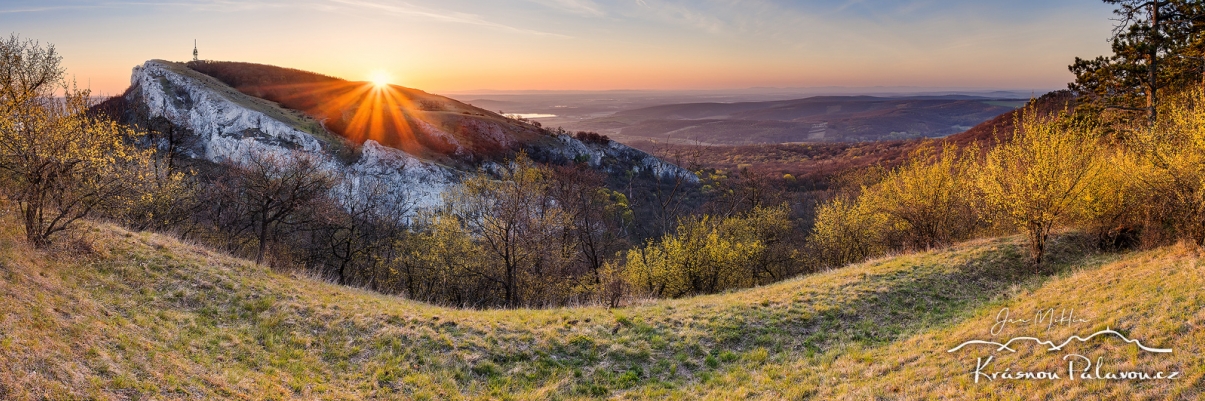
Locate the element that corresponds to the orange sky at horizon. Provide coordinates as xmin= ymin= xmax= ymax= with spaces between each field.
xmin=5 ymin=0 xmax=1117 ymax=96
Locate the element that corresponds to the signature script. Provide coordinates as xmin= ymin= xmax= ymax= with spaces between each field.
xmin=990 ymin=307 xmax=1089 ymax=335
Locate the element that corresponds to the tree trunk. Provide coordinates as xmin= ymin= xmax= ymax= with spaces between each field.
xmin=505 ymin=262 xmax=516 ymax=306
xmin=1028 ymin=222 xmax=1050 ymax=267
xmin=338 ymin=226 xmax=355 ymax=285
xmin=256 ymin=214 xmax=269 ymax=265
xmin=23 ymin=202 xmax=46 ymax=248
xmin=1149 ymin=1 xmax=1160 ymax=123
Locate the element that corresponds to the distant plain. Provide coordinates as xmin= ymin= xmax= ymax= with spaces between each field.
xmin=451 ymin=88 xmax=1036 ymax=145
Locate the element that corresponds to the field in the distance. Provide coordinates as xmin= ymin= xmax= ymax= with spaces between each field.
xmin=452 ymin=89 xmax=1032 ymax=145
xmin=1 ymin=212 xmax=1201 ymax=399
xmin=561 ymin=96 xmax=1022 ymax=145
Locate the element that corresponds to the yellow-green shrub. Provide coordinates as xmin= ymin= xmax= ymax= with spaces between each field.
xmin=976 ymin=106 xmax=1105 ymax=264
xmin=623 ymin=205 xmax=793 ymax=298
xmin=862 ymin=144 xmax=982 ymax=250
xmin=806 ymin=196 xmax=890 ymax=269
xmin=1132 ymin=89 xmax=1205 ymax=245
xmin=1075 ymin=147 xmax=1144 ymax=249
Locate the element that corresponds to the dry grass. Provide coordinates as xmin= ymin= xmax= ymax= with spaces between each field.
xmin=0 ymin=216 xmax=1200 ymax=399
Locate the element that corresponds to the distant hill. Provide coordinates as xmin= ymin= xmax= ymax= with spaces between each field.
xmin=630 ymin=91 xmax=1075 ymax=191
xmin=571 ymin=95 xmax=1025 ymax=145
xmin=183 ymin=61 xmax=555 ymax=162
xmin=94 ymin=60 xmax=692 ymax=208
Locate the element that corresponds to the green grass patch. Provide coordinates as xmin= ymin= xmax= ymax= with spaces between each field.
xmin=0 ymin=220 xmax=1200 ymax=399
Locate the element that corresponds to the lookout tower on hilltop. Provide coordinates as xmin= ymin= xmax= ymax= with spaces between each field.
xmin=192 ymin=40 xmax=198 ymax=62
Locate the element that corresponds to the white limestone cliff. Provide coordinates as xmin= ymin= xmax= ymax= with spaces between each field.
xmin=125 ymin=60 xmax=695 ymax=213
xmin=129 ymin=60 xmax=460 ymax=209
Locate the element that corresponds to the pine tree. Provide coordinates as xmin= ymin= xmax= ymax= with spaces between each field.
xmin=1070 ymin=1 xmax=1205 ymax=123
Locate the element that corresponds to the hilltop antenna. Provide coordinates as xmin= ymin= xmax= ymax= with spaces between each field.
xmin=192 ymin=40 xmax=199 ymax=62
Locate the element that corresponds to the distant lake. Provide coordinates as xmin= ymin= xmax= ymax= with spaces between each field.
xmin=506 ymin=113 xmax=557 ymax=119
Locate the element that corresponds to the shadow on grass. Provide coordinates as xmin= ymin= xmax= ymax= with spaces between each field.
xmin=620 ymin=233 xmax=1110 ymax=360
xmin=798 ymin=232 xmax=1102 ymax=349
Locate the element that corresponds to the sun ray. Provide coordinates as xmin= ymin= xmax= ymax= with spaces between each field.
xmin=212 ymin=72 xmax=437 ymax=156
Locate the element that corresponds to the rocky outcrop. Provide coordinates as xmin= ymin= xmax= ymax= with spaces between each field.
xmin=131 ymin=60 xmax=325 ymax=162
xmin=123 ymin=59 xmax=694 ymax=213
xmin=129 ymin=60 xmax=461 ymax=208
xmin=543 ymin=134 xmax=696 ymax=180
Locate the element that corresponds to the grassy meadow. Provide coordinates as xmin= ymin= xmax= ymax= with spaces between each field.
xmin=1 ymin=212 xmax=1201 ymax=400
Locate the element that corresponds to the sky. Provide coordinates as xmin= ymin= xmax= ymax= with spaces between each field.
xmin=1 ymin=0 xmax=1118 ymax=96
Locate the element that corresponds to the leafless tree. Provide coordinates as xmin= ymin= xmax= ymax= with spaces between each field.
xmin=327 ymin=173 xmax=413 ymax=286
xmin=224 ymin=151 xmax=334 ymax=265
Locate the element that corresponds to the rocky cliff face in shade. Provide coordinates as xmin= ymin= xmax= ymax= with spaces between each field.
xmin=120 ymin=59 xmax=694 ymax=211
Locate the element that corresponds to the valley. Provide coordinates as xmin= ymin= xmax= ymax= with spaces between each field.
xmin=453 ymin=90 xmax=1031 ymax=145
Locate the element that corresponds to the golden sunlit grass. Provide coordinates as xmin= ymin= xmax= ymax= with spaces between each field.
xmin=0 ymin=211 xmax=1201 ymax=399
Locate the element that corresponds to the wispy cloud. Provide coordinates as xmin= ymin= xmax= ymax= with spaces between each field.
xmin=107 ymin=0 xmax=297 ymax=11
xmin=891 ymin=0 xmax=937 ymax=15
xmin=527 ymin=0 xmax=603 ymax=16
xmin=0 ymin=1 xmax=306 ymax=14
xmin=834 ymin=0 xmax=865 ymax=13
xmin=628 ymin=1 xmax=729 ymax=34
xmin=0 ymin=5 xmax=99 ymax=13
xmin=329 ymin=0 xmax=571 ymax=38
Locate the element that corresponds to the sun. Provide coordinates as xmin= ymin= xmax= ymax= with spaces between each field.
xmin=368 ymin=70 xmax=392 ymax=88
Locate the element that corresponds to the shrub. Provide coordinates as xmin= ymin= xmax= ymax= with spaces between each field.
xmin=976 ymin=106 xmax=1104 ymax=265
xmin=1074 ymin=147 xmax=1144 ymax=250
xmin=861 ymin=144 xmax=982 ymax=250
xmin=624 ymin=215 xmax=762 ymax=298
xmin=806 ymin=196 xmax=890 ymax=269
xmin=575 ymin=131 xmax=611 ymax=145
xmin=1121 ymin=89 xmax=1205 ymax=246
xmin=622 ymin=205 xmax=792 ymax=298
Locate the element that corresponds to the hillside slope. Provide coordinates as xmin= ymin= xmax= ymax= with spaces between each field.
xmin=183 ymin=61 xmax=547 ymax=162
xmin=629 ymin=91 xmax=1077 ymax=189
xmin=97 ymin=60 xmax=693 ymax=209
xmin=0 ymin=217 xmax=1200 ymax=399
